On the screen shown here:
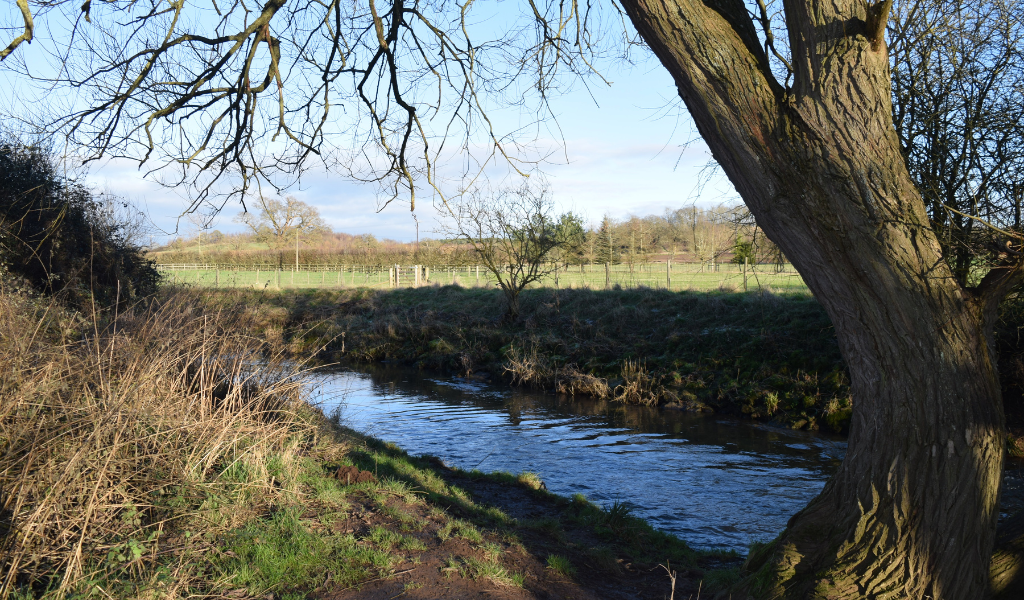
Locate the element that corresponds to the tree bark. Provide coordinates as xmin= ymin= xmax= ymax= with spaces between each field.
xmin=991 ymin=510 xmax=1024 ymax=598
xmin=615 ymin=0 xmax=1008 ymax=597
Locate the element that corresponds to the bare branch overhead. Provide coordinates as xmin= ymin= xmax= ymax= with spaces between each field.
xmin=1 ymin=0 xmax=616 ymax=210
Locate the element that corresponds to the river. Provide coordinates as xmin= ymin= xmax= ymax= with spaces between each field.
xmin=314 ymin=365 xmax=847 ymax=551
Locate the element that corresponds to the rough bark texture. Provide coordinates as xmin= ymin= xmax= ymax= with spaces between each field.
xmin=991 ymin=510 xmax=1024 ymax=598
xmin=615 ymin=0 xmax=1006 ymax=597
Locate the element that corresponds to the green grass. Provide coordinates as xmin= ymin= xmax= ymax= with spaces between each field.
xmin=217 ymin=507 xmax=387 ymax=599
xmin=198 ymin=284 xmax=851 ymax=431
xmin=462 ymin=556 xmax=526 ymax=587
xmin=437 ymin=518 xmax=484 ymax=543
xmin=156 ymin=261 xmax=808 ymax=293
xmin=546 ymin=554 xmax=577 ymax=578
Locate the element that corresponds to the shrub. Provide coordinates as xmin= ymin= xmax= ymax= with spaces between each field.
xmin=0 ymin=142 xmax=159 ymax=307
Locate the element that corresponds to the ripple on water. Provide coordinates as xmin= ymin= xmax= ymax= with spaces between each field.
xmin=315 ymin=367 xmax=844 ymax=551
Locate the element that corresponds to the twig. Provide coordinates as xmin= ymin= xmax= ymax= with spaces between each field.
xmin=336 ymin=568 xmax=416 ymax=592
xmin=659 ymin=561 xmax=677 ymax=600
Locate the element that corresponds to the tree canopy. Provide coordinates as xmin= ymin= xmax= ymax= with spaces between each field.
xmin=233 ymin=196 xmax=328 ymax=250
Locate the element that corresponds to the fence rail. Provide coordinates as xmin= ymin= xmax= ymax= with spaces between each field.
xmin=155 ymin=261 xmax=807 ymax=293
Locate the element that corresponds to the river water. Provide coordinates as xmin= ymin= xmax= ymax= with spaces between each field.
xmin=315 ymin=366 xmax=845 ymax=551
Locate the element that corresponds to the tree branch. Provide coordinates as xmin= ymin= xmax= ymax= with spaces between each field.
xmin=0 ymin=0 xmax=34 ymax=61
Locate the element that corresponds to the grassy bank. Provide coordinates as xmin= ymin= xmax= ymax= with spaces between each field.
xmin=0 ymin=286 xmax=738 ymax=599
xmin=199 ymin=285 xmax=853 ymax=432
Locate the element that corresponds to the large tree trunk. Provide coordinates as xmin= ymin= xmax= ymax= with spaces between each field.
xmin=616 ymin=0 xmax=1008 ymax=597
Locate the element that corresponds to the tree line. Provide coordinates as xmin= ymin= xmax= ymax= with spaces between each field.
xmin=153 ymin=197 xmax=783 ymax=269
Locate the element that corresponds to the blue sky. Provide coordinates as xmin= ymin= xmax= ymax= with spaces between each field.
xmin=2 ymin=1 xmax=738 ymax=243
xmin=90 ymin=58 xmax=736 ymax=243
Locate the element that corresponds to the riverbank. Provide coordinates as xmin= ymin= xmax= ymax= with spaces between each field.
xmin=201 ymin=285 xmax=854 ymax=432
xmin=0 ymin=287 xmax=739 ymax=599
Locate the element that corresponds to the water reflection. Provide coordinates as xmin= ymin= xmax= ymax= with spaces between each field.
xmin=315 ymin=365 xmax=844 ymax=551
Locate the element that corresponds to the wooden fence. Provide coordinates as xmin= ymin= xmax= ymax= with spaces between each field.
xmin=155 ymin=260 xmax=807 ymax=293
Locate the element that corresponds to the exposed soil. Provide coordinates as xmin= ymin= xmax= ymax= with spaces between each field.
xmin=335 ymin=466 xmax=378 ymax=485
xmin=319 ymin=461 xmax=741 ymax=600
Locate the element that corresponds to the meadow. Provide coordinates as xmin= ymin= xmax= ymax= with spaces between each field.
xmin=157 ymin=260 xmax=809 ymax=294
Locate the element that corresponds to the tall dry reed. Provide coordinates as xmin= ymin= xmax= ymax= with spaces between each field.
xmin=0 ymin=287 xmax=324 ymax=598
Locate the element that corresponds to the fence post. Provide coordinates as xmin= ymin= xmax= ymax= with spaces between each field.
xmin=476 ymin=265 xmax=480 ymax=286
xmin=415 ymin=264 xmax=421 ymax=286
xmin=743 ymin=257 xmax=748 ymax=292
xmin=215 ymin=267 xmax=220 ymax=287
xmin=666 ymin=258 xmax=671 ymax=289
xmin=605 ymin=262 xmax=610 ymax=289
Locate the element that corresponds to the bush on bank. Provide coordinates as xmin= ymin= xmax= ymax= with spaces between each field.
xmin=0 ymin=142 xmax=159 ymax=308
xmin=201 ymin=285 xmax=855 ymax=433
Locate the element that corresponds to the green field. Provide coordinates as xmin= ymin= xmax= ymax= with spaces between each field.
xmin=158 ymin=262 xmax=809 ymax=293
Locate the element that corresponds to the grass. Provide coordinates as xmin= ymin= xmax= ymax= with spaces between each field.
xmin=0 ymin=281 xmax=768 ymax=599
xmin=0 ymin=286 xmax=331 ymax=598
xmin=197 ymin=284 xmax=852 ymax=431
xmin=218 ymin=508 xmax=387 ymax=598
xmin=155 ymin=262 xmax=809 ymax=294
xmin=546 ymin=554 xmax=577 ymax=578
xmin=0 ymin=286 xmax=446 ymax=599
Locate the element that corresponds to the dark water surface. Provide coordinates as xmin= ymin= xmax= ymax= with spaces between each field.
xmin=315 ymin=366 xmax=845 ymax=551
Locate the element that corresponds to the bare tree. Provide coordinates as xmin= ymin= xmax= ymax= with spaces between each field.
xmin=890 ymin=0 xmax=1024 ymax=286
xmin=226 ymin=232 xmax=250 ymax=252
xmin=683 ymin=205 xmax=732 ymax=269
xmin=7 ymin=0 xmax=1024 ymax=595
xmin=0 ymin=0 xmax=604 ymax=212
xmin=442 ymin=184 xmax=583 ymax=320
xmin=234 ymin=196 xmax=327 ymax=251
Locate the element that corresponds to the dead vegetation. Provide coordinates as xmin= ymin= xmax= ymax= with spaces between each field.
xmin=505 ymin=344 xmax=610 ymax=399
xmin=613 ymin=360 xmax=660 ymax=406
xmin=0 ymin=286 xmax=320 ymax=597
xmin=0 ymin=283 xmax=740 ymax=600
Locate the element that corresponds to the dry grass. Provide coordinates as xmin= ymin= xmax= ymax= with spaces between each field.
xmin=613 ymin=360 xmax=660 ymax=406
xmin=505 ymin=345 xmax=610 ymax=399
xmin=0 ymin=287 xmax=324 ymax=598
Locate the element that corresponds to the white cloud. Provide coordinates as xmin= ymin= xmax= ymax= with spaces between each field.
xmin=82 ymin=55 xmax=739 ymax=243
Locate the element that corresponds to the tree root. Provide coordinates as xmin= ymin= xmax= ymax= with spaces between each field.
xmin=991 ymin=509 xmax=1024 ymax=598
